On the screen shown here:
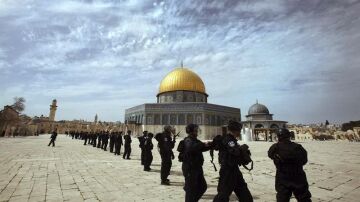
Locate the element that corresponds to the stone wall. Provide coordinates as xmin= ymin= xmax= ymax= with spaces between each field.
xmin=125 ymin=103 xmax=241 ymax=126
xmin=157 ymin=91 xmax=208 ymax=103
xmin=140 ymin=124 xmax=223 ymax=139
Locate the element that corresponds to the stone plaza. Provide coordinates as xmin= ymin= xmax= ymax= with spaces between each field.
xmin=0 ymin=135 xmax=359 ymax=202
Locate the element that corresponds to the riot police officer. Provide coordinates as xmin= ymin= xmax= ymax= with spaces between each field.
xmin=88 ymin=132 xmax=93 ymax=145
xmin=268 ymin=128 xmax=312 ymax=202
xmin=83 ymin=132 xmax=88 ymax=145
xmin=92 ymin=132 xmax=97 ymax=147
xmin=138 ymin=131 xmax=148 ymax=165
xmin=123 ymin=130 xmax=132 ymax=159
xmin=143 ymin=133 xmax=154 ymax=171
xmin=48 ymin=130 xmax=58 ymax=147
xmin=109 ymin=132 xmax=115 ymax=153
xmin=155 ymin=125 xmax=175 ymax=185
xmin=102 ymin=131 xmax=109 ymax=151
xmin=213 ymin=120 xmax=253 ymax=202
xmin=114 ymin=132 xmax=123 ymax=156
xmin=97 ymin=132 xmax=102 ymax=148
xmin=181 ymin=124 xmax=211 ymax=202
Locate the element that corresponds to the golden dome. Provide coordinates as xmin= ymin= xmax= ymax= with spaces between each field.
xmin=158 ymin=68 xmax=206 ymax=95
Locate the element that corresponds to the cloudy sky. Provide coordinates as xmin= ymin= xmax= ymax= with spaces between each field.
xmin=0 ymin=0 xmax=359 ymax=124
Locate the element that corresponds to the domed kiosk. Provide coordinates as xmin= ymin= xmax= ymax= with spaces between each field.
xmin=241 ymin=101 xmax=287 ymax=141
xmin=125 ymin=66 xmax=240 ymax=139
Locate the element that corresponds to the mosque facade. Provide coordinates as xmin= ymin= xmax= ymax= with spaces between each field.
xmin=125 ymin=67 xmax=241 ymax=139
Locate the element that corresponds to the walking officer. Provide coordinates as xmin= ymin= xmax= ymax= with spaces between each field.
xmin=138 ymin=131 xmax=148 ymax=165
xmin=109 ymin=132 xmax=115 ymax=153
xmin=102 ymin=131 xmax=109 ymax=151
xmin=48 ymin=130 xmax=58 ymax=147
xmin=123 ymin=130 xmax=132 ymax=159
xmin=155 ymin=125 xmax=176 ymax=185
xmin=143 ymin=133 xmax=154 ymax=171
xmin=97 ymin=132 xmax=102 ymax=148
xmin=92 ymin=132 xmax=97 ymax=147
xmin=213 ymin=120 xmax=253 ymax=202
xmin=180 ymin=124 xmax=211 ymax=202
xmin=83 ymin=132 xmax=88 ymax=145
xmin=114 ymin=132 xmax=123 ymax=156
xmin=268 ymin=128 xmax=312 ymax=202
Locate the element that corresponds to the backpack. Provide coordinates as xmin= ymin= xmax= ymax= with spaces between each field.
xmin=177 ymin=139 xmax=185 ymax=162
xmin=138 ymin=136 xmax=145 ymax=148
xmin=239 ymin=144 xmax=253 ymax=171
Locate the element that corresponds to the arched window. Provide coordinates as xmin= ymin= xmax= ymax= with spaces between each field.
xmin=270 ymin=124 xmax=279 ymax=129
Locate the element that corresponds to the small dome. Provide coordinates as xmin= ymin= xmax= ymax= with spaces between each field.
xmin=158 ymin=67 xmax=206 ymax=95
xmin=248 ymin=102 xmax=270 ymax=115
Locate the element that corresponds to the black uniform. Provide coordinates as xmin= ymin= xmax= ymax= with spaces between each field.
xmin=213 ymin=134 xmax=253 ymax=202
xmin=83 ymin=132 xmax=88 ymax=145
xmin=182 ymin=136 xmax=209 ymax=202
xmin=123 ymin=134 xmax=132 ymax=159
xmin=143 ymin=135 xmax=153 ymax=171
xmin=109 ymin=133 xmax=115 ymax=153
xmin=157 ymin=132 xmax=175 ymax=183
xmin=138 ymin=135 xmax=146 ymax=165
xmin=48 ymin=131 xmax=57 ymax=147
xmin=102 ymin=133 xmax=109 ymax=151
xmin=97 ymin=133 xmax=102 ymax=148
xmin=88 ymin=133 xmax=93 ymax=145
xmin=87 ymin=133 xmax=92 ymax=145
xmin=268 ymin=140 xmax=312 ymax=202
xmin=92 ymin=134 xmax=97 ymax=147
xmin=114 ymin=133 xmax=123 ymax=155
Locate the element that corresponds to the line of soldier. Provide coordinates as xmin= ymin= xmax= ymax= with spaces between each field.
xmin=67 ymin=120 xmax=312 ymax=202
xmin=67 ymin=130 xmax=132 ymax=159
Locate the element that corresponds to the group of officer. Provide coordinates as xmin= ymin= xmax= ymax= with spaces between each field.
xmin=67 ymin=120 xmax=311 ymax=202
xmin=67 ymin=130 xmax=133 ymax=159
xmin=178 ymin=121 xmax=312 ymax=202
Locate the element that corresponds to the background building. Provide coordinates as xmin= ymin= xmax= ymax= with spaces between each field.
xmin=125 ymin=67 xmax=241 ymax=139
xmin=241 ymin=101 xmax=287 ymax=141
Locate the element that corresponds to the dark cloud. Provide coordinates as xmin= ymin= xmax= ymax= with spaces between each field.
xmin=0 ymin=0 xmax=359 ymax=123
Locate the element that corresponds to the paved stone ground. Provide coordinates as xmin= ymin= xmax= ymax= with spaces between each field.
xmin=0 ymin=135 xmax=359 ymax=202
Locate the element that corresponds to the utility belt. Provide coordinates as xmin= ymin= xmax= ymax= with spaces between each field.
xmin=277 ymin=165 xmax=304 ymax=175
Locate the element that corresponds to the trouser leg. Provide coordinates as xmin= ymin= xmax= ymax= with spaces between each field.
xmin=161 ymin=153 xmax=172 ymax=181
xmin=293 ymin=174 xmax=312 ymax=202
xmin=276 ymin=177 xmax=292 ymax=202
xmin=185 ymin=168 xmax=207 ymax=202
xmin=233 ymin=169 xmax=253 ymax=202
xmin=213 ymin=167 xmax=235 ymax=202
xmin=127 ymin=147 xmax=131 ymax=158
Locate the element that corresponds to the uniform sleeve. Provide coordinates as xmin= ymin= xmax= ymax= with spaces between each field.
xmin=297 ymin=145 xmax=308 ymax=165
xmin=268 ymin=144 xmax=277 ymax=159
xmin=224 ymin=139 xmax=241 ymax=156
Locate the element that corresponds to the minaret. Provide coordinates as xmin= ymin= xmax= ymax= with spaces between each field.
xmin=94 ymin=114 xmax=98 ymax=124
xmin=49 ymin=99 xmax=57 ymax=121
